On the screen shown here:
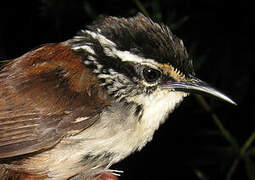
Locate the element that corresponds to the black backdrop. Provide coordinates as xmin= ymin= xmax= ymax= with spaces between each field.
xmin=0 ymin=0 xmax=254 ymax=179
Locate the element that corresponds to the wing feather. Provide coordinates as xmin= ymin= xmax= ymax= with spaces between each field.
xmin=0 ymin=43 xmax=109 ymax=158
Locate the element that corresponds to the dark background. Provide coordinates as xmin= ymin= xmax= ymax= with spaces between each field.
xmin=0 ymin=0 xmax=254 ymax=180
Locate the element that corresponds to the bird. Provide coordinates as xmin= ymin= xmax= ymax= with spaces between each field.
xmin=0 ymin=13 xmax=236 ymax=180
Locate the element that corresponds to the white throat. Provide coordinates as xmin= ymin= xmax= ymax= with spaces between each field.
xmin=127 ymin=89 xmax=188 ymax=150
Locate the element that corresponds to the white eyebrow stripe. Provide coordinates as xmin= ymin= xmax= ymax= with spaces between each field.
xmin=84 ymin=30 xmax=163 ymax=68
xmin=85 ymin=30 xmax=116 ymax=47
xmin=72 ymin=45 xmax=96 ymax=55
xmin=113 ymin=49 xmax=161 ymax=67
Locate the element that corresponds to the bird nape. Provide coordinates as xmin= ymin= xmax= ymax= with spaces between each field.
xmin=0 ymin=13 xmax=235 ymax=180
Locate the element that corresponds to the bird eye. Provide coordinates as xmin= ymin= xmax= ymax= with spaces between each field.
xmin=142 ymin=67 xmax=161 ymax=83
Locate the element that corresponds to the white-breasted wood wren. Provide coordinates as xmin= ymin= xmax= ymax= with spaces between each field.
xmin=0 ymin=13 xmax=236 ymax=180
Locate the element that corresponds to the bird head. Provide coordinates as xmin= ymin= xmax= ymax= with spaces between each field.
xmin=69 ymin=13 xmax=236 ymax=111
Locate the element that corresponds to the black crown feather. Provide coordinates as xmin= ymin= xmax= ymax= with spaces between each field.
xmin=88 ymin=13 xmax=194 ymax=76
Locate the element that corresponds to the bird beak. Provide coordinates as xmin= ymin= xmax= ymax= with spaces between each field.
xmin=160 ymin=76 xmax=237 ymax=105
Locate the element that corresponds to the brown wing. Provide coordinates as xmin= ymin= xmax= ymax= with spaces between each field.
xmin=0 ymin=43 xmax=109 ymax=158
